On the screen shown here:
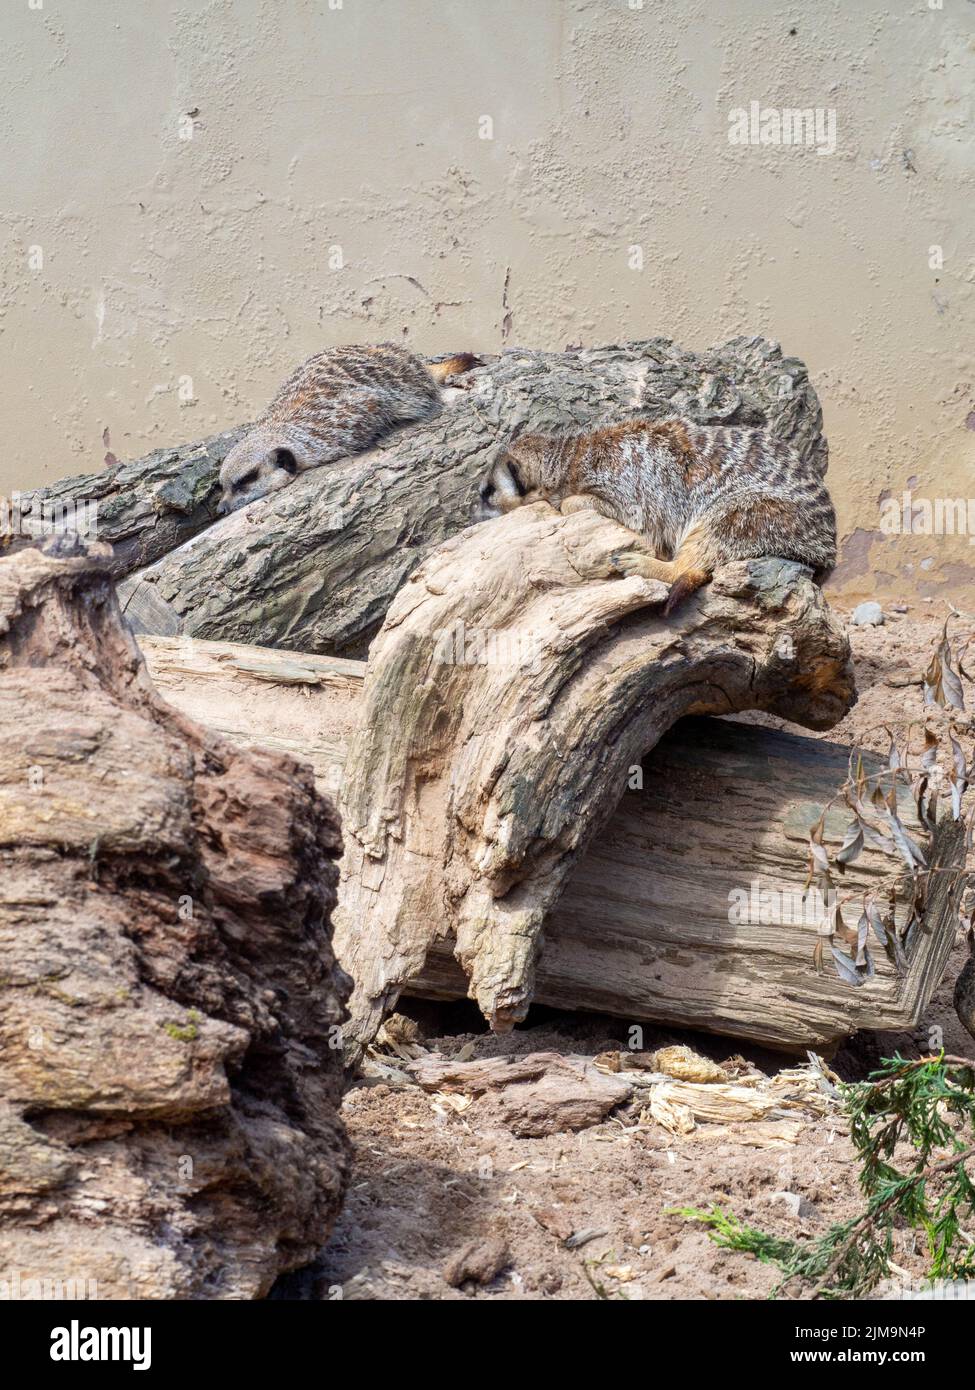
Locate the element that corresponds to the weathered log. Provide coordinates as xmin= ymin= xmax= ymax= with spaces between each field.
xmin=140 ymin=628 xmax=963 ymax=1051
xmin=0 ymin=540 xmax=350 ymax=1299
xmin=15 ymin=427 xmax=247 ymax=577
xmin=115 ymin=337 xmax=827 ymax=655
xmin=410 ymin=720 xmax=965 ymax=1051
xmin=334 ymin=504 xmax=856 ymax=1046
xmin=140 ymin=632 xmax=362 ymax=802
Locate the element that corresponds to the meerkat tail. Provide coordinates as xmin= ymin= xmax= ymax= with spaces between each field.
xmin=661 ymin=523 xmax=713 ymax=616
xmin=663 ymin=566 xmax=711 ymax=616
xmin=427 ymin=352 xmax=481 ymax=384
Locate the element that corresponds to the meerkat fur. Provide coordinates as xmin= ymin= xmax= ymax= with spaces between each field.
xmin=219 ymin=342 xmax=480 ymax=512
xmin=477 ymin=417 xmax=836 ymax=615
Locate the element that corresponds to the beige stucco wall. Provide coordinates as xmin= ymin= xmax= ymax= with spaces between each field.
xmin=2 ymin=0 xmax=973 ymax=601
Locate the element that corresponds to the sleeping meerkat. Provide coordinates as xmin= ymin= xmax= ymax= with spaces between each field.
xmin=219 ymin=342 xmax=480 ymax=512
xmin=477 ymin=417 xmax=836 ymax=615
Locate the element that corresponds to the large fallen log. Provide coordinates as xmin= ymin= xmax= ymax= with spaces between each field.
xmin=0 ymin=539 xmax=350 ymax=1299
xmin=411 ymin=719 xmax=964 ymax=1050
xmin=335 ymin=505 xmax=857 ymax=1047
xmin=112 ymin=336 xmax=827 ymax=655
xmin=41 ymin=328 xmax=953 ymax=1055
xmin=141 ymin=558 xmax=959 ymax=1051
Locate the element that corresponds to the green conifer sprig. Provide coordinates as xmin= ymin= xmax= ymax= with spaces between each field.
xmin=680 ymin=1053 xmax=975 ymax=1299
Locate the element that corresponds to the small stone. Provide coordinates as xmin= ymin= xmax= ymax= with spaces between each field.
xmin=769 ymin=1190 xmax=818 ymax=1221
xmin=443 ymin=1236 xmax=510 ymax=1288
xmin=770 ymin=1190 xmax=803 ymax=1218
xmin=648 ymin=1044 xmax=726 ymax=1082
xmin=533 ymin=1206 xmax=574 ymax=1242
xmin=850 ymin=601 xmax=884 ymax=626
xmin=890 ymin=603 xmax=908 ymax=614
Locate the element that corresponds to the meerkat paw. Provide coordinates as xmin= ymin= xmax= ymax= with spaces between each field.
xmin=609 ymin=548 xmax=676 ymax=584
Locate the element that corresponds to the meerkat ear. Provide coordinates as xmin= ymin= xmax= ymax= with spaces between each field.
xmin=269 ymin=446 xmax=298 ymax=474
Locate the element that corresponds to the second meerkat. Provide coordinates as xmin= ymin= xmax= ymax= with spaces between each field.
xmin=219 ymin=342 xmax=480 ymax=512
xmin=477 ymin=417 xmax=836 ymax=615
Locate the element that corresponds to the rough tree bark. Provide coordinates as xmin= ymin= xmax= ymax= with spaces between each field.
xmin=141 ymin=634 xmax=963 ymax=1051
xmin=0 ymin=540 xmax=350 ymax=1299
xmin=108 ymin=337 xmax=827 ymax=655
xmin=15 ymin=427 xmax=247 ymax=576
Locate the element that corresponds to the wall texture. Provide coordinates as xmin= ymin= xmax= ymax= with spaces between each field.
xmin=2 ymin=0 xmax=973 ymax=601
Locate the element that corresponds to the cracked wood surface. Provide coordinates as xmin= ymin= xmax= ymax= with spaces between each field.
xmin=331 ymin=500 xmax=856 ymax=1047
xmin=143 ymin=625 xmax=962 ymax=1051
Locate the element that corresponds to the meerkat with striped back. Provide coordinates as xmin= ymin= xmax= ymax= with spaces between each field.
xmin=476 ymin=417 xmax=836 ymax=615
xmin=219 ymin=342 xmax=480 ymax=512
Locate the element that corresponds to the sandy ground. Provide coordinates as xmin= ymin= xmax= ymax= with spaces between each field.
xmin=278 ymin=603 xmax=975 ymax=1302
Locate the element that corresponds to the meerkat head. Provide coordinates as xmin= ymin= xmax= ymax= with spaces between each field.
xmin=476 ymin=433 xmax=550 ymax=520
xmin=218 ymin=428 xmax=312 ymax=513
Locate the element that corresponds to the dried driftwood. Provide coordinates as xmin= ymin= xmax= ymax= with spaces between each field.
xmin=133 ymin=484 xmax=961 ymax=1068
xmin=142 ymin=628 xmax=962 ymax=1050
xmin=111 ymin=337 xmax=826 ymax=655
xmin=15 ymin=427 xmax=246 ymax=576
xmin=0 ymin=540 xmax=350 ymax=1299
xmin=333 ymin=502 xmax=857 ymax=1049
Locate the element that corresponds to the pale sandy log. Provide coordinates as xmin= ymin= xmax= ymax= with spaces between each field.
xmin=140 ymin=625 xmax=962 ymax=1045
xmin=410 ymin=721 xmax=964 ymax=1050
xmin=334 ymin=503 xmax=857 ymax=1047
xmin=141 ymin=627 xmax=962 ymax=1051
xmin=139 ymin=632 xmax=360 ymax=802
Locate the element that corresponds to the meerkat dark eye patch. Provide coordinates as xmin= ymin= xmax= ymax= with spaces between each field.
xmin=234 ymin=470 xmax=259 ymax=492
xmin=270 ymin=447 xmax=298 ymax=474
xmin=480 ymin=481 xmax=496 ymax=500
xmin=507 ymin=459 xmax=527 ymax=496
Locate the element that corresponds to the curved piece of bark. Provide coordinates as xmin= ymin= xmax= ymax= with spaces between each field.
xmin=335 ymin=502 xmax=856 ymax=1048
xmin=115 ymin=336 xmax=827 ymax=656
xmin=0 ymin=539 xmax=350 ymax=1299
